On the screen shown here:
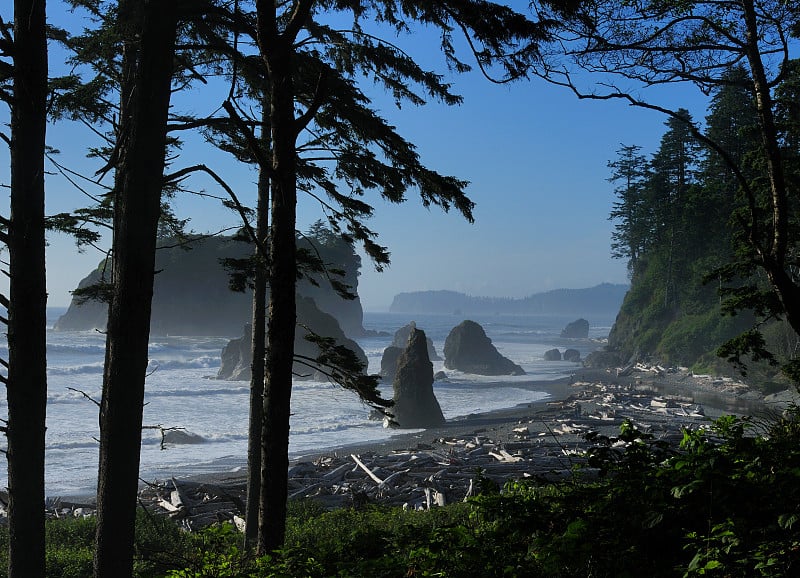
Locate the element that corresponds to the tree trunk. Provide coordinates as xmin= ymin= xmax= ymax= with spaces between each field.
xmin=740 ymin=0 xmax=800 ymax=334
xmin=256 ymin=1 xmax=302 ymax=552
xmin=6 ymin=1 xmax=48 ymax=576
xmin=93 ymin=2 xmax=177 ymax=576
xmin=245 ymin=112 xmax=270 ymax=547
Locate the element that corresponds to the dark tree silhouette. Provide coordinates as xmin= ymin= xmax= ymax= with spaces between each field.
xmin=92 ymin=1 xmax=178 ymax=576
xmin=2 ymin=2 xmax=49 ymax=576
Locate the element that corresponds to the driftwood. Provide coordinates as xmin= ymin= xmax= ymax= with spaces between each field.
xmin=30 ymin=380 xmax=720 ymax=531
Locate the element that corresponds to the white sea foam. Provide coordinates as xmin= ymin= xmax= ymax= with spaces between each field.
xmin=0 ymin=310 xmax=611 ymax=496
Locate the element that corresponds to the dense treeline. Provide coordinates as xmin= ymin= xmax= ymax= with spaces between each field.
xmin=606 ymin=63 xmax=800 ymax=385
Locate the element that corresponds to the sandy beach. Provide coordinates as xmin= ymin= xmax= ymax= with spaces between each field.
xmin=53 ymin=366 xmax=787 ymax=528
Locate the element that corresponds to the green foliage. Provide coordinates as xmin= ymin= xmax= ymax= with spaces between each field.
xmin=0 ymin=508 xmax=189 ymax=578
xmin=607 ymin=64 xmax=800 ymax=387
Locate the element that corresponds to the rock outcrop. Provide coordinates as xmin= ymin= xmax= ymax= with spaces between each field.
xmin=544 ymin=348 xmax=562 ymax=361
xmin=391 ymin=323 xmax=440 ymax=361
xmin=216 ymin=324 xmax=254 ymax=381
xmin=561 ymin=318 xmax=590 ymax=339
xmin=381 ymin=322 xmax=440 ymax=380
xmin=391 ymin=328 xmax=445 ymax=429
xmin=583 ymin=349 xmax=624 ymax=369
xmin=443 ymin=320 xmax=525 ymax=376
xmin=217 ymin=296 xmax=368 ymax=381
xmin=54 ymin=234 xmax=368 ymax=337
xmin=380 ymin=346 xmax=403 ymax=381
xmin=563 ymin=348 xmax=581 ymax=363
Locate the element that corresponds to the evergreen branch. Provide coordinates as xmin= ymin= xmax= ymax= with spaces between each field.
xmin=163 ymin=164 xmax=267 ymax=261
xmin=155 ymin=226 xmax=242 ymax=250
xmin=46 ymin=154 xmax=109 ymax=204
xmin=222 ymin=99 xmax=273 ymax=177
xmin=294 ymin=70 xmax=326 ymax=136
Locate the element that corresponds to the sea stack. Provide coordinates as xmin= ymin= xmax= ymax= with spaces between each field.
xmin=561 ymin=318 xmax=590 ymax=338
xmin=381 ymin=321 xmax=441 ymax=380
xmin=443 ymin=320 xmax=525 ymax=376
xmin=391 ymin=328 xmax=446 ymax=429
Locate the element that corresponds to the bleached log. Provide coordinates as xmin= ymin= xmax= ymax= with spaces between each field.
xmin=170 ymin=478 xmax=190 ymax=510
xmin=351 ymin=454 xmax=384 ymax=485
xmin=321 ymin=463 xmax=351 ymax=482
xmin=378 ymin=468 xmax=410 ymax=491
xmin=157 ymin=498 xmax=181 ymax=513
xmin=233 ymin=515 xmax=246 ymax=533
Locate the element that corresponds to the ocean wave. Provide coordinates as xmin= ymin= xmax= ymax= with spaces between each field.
xmin=145 ymin=386 xmax=249 ymax=398
xmin=140 ymin=431 xmax=248 ymax=446
xmin=47 ymin=440 xmax=99 ymax=451
xmin=48 ymin=343 xmax=106 ymax=355
xmin=147 ymin=356 xmax=219 ymax=370
xmin=292 ymin=421 xmax=373 ymax=436
xmin=48 ymin=389 xmax=102 ymax=404
xmin=48 ymin=363 xmax=105 ymax=376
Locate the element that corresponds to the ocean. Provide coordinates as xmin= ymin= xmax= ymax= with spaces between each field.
xmin=0 ymin=309 xmax=612 ymax=496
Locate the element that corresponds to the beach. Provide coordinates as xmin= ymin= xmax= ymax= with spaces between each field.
xmin=51 ymin=366 xmax=790 ymax=527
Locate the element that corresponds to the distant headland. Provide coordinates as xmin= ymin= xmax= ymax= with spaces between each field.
xmin=388 ymin=283 xmax=628 ymax=317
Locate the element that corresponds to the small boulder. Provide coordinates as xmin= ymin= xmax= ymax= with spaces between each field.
xmin=162 ymin=430 xmax=205 ymax=445
xmin=433 ymin=371 xmax=448 ymax=381
xmin=544 ymin=348 xmax=562 ymax=361
xmin=391 ymin=328 xmax=446 ymax=429
xmin=561 ymin=318 xmax=590 ymax=338
xmin=443 ymin=320 xmax=525 ymax=376
xmin=563 ymin=348 xmax=581 ymax=363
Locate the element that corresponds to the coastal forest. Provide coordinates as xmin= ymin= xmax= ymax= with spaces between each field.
xmin=605 ymin=65 xmax=800 ymax=389
xmin=2 ymin=1 xmax=800 ymax=578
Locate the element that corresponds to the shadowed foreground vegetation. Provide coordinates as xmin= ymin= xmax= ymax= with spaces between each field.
xmin=4 ymin=409 xmax=800 ymax=577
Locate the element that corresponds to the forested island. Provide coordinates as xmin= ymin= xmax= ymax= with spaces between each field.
xmin=389 ymin=283 xmax=627 ymax=317
xmin=55 ymin=225 xmax=367 ymax=338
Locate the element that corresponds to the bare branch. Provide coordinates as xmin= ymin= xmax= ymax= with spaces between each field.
xmin=163 ymin=164 xmax=267 ymax=260
xmin=67 ymin=387 xmax=101 ymax=408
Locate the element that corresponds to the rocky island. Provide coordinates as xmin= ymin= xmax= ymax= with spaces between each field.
xmin=54 ymin=232 xmax=367 ymax=338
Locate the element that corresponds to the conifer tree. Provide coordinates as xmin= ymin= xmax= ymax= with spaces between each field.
xmin=245 ymin=0 xmax=580 ymax=553
xmin=1 ymin=2 xmax=48 ymax=576
xmin=608 ymin=144 xmax=649 ymax=270
xmin=92 ymin=0 xmax=178 ymax=575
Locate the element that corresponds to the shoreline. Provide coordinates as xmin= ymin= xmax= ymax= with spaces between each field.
xmin=53 ymin=367 xmax=785 ymax=516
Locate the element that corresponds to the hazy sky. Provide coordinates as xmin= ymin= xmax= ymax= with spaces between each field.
xmin=2 ymin=3 xmax=723 ymax=312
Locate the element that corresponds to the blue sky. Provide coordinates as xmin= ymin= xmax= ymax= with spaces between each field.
xmin=2 ymin=3 xmax=727 ymax=311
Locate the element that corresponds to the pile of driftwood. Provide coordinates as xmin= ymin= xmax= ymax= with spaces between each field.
xmin=131 ymin=381 xmax=717 ymax=530
xmin=28 ymin=381 xmax=725 ymax=531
